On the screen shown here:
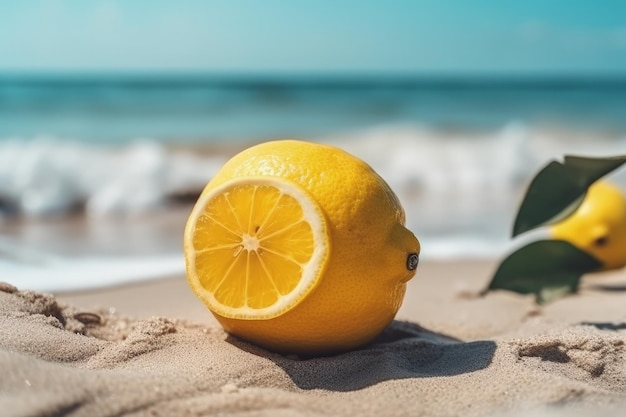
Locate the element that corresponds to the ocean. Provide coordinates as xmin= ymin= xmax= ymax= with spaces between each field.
xmin=1 ymin=74 xmax=626 ymax=291
xmin=2 ymin=75 xmax=626 ymax=142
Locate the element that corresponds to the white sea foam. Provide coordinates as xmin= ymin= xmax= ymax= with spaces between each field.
xmin=1 ymin=256 xmax=184 ymax=293
xmin=326 ymin=122 xmax=626 ymax=194
xmin=0 ymin=236 xmax=184 ymax=292
xmin=1 ymin=124 xmax=625 ymax=291
xmin=1 ymin=125 xmax=624 ymax=219
xmin=324 ymin=122 xmax=626 ymax=258
xmin=0 ymin=137 xmax=226 ymax=217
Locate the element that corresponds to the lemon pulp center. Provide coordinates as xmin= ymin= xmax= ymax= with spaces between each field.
xmin=241 ymin=233 xmax=261 ymax=252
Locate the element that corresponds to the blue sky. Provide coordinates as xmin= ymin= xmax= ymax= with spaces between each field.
xmin=1 ymin=0 xmax=625 ymax=75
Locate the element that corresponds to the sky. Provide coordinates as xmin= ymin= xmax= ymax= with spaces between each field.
xmin=0 ymin=0 xmax=625 ymax=75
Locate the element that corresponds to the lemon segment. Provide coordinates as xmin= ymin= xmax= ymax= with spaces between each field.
xmin=184 ymin=177 xmax=329 ymax=320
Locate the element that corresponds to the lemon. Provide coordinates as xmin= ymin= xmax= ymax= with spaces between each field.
xmin=551 ymin=180 xmax=626 ymax=270
xmin=184 ymin=139 xmax=420 ymax=355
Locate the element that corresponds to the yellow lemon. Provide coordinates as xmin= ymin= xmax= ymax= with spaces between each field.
xmin=551 ymin=180 xmax=626 ymax=270
xmin=184 ymin=139 xmax=420 ymax=355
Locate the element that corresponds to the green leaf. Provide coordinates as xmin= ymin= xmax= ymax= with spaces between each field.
xmin=486 ymin=240 xmax=603 ymax=304
xmin=512 ymin=155 xmax=626 ymax=237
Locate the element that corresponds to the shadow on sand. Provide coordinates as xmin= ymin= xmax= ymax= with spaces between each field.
xmin=580 ymin=321 xmax=626 ymax=331
xmin=588 ymin=283 xmax=626 ymax=293
xmin=227 ymin=320 xmax=496 ymax=392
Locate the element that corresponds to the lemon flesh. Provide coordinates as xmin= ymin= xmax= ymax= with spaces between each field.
xmin=551 ymin=181 xmax=626 ymax=270
xmin=185 ymin=177 xmax=329 ymax=320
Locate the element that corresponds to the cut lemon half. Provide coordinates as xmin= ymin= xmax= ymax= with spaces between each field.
xmin=184 ymin=177 xmax=330 ymax=320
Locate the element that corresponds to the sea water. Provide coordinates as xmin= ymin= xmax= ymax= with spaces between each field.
xmin=1 ymin=74 xmax=625 ymax=291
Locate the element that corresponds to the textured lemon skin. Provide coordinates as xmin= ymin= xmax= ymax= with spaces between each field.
xmin=551 ymin=181 xmax=626 ymax=270
xmin=186 ymin=139 xmax=420 ymax=355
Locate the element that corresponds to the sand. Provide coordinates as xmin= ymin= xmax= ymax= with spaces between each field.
xmin=2 ymin=260 xmax=626 ymax=417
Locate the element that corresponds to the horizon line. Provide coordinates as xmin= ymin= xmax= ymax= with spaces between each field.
xmin=1 ymin=70 xmax=626 ymax=89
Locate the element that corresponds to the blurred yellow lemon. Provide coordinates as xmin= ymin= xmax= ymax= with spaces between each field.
xmin=184 ymin=140 xmax=420 ymax=355
xmin=551 ymin=180 xmax=626 ymax=270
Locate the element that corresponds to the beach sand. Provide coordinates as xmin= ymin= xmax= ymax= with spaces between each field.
xmin=2 ymin=260 xmax=626 ymax=417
